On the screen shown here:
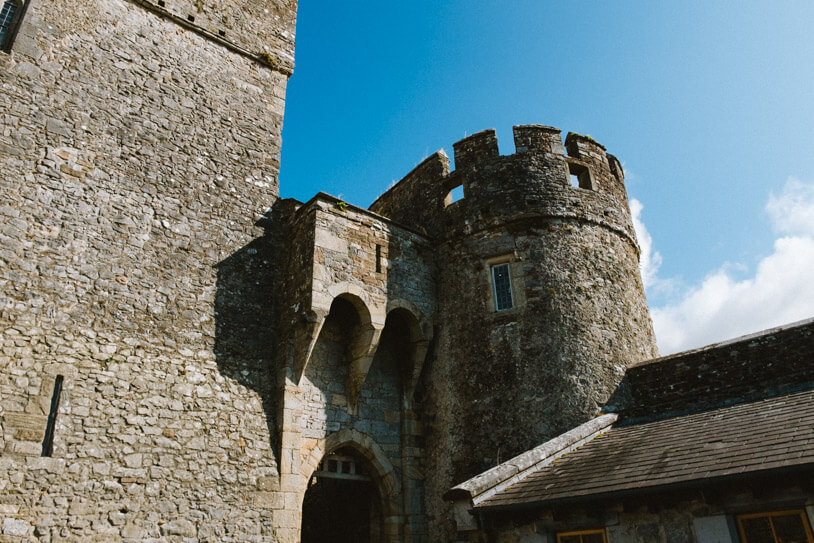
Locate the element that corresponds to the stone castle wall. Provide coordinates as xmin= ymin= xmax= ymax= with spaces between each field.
xmin=608 ymin=317 xmax=814 ymax=421
xmin=0 ymin=0 xmax=295 ymax=540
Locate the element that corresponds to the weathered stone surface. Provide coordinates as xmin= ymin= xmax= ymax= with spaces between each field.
xmin=160 ymin=519 xmax=196 ymax=537
xmin=1 ymin=0 xmax=295 ymax=540
xmin=2 ymin=518 xmax=29 ymax=536
xmin=371 ymin=126 xmax=658 ymax=540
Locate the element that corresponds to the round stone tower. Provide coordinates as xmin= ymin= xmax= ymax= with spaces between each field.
xmin=370 ymin=124 xmax=659 ymax=539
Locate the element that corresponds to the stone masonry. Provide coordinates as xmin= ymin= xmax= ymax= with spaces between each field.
xmin=2 ymin=2 xmax=660 ymax=542
xmin=1 ymin=0 xmax=296 ymax=541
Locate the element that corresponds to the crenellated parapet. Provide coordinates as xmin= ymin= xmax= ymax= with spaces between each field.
xmin=370 ymin=125 xmax=637 ymax=249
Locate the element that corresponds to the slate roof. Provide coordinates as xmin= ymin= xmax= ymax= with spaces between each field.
xmin=476 ymin=387 xmax=814 ymax=511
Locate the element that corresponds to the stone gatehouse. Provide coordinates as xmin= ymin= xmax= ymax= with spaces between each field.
xmin=4 ymin=2 xmax=810 ymax=543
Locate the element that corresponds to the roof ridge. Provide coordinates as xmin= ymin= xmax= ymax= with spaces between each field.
xmin=443 ymin=413 xmax=618 ymax=505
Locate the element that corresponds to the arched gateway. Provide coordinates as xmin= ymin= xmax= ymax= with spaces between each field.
xmin=300 ymin=430 xmax=402 ymax=543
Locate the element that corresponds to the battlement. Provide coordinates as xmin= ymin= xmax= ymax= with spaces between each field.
xmin=369 ymin=124 xmax=634 ymax=242
xmin=448 ymin=126 xmax=611 ymax=169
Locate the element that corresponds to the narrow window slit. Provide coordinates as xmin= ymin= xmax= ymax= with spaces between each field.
xmin=41 ymin=375 xmax=64 ymax=457
xmin=375 ymin=244 xmax=383 ymax=273
xmin=157 ymin=0 xmax=165 ymax=6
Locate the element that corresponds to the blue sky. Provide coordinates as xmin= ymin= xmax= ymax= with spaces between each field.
xmin=280 ymin=2 xmax=814 ymax=354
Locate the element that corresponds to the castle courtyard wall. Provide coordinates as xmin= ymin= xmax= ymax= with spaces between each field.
xmin=0 ymin=0 xmax=295 ymax=540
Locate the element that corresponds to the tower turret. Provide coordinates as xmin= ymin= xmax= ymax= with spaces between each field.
xmin=372 ymin=124 xmax=658 ymax=539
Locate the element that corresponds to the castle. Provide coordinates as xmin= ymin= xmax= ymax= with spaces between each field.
xmin=2 ymin=2 xmax=813 ymax=543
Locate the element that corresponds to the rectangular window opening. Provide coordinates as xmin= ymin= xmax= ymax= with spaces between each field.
xmin=491 ymin=263 xmax=513 ymax=311
xmin=568 ymin=162 xmax=592 ymax=190
xmin=445 ymin=185 xmax=464 ymax=207
xmin=187 ymin=14 xmax=195 ymax=22
xmin=41 ymin=375 xmax=64 ymax=457
xmin=375 ymin=244 xmax=383 ymax=273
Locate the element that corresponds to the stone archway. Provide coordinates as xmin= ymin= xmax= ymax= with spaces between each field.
xmin=300 ymin=429 xmax=402 ymax=543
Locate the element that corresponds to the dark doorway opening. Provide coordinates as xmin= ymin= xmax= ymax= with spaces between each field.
xmin=301 ymin=448 xmax=383 ymax=543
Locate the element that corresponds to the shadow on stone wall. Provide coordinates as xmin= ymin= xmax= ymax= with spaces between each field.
xmin=213 ymin=202 xmax=289 ymax=464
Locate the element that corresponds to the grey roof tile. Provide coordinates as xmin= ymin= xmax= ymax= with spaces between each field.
xmin=476 ymin=388 xmax=814 ymax=510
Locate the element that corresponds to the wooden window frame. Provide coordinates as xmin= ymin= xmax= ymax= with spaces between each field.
xmin=556 ymin=528 xmax=608 ymax=543
xmin=736 ymin=509 xmax=814 ymax=543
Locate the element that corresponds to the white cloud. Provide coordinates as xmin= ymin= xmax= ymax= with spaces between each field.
xmin=767 ymin=177 xmax=814 ymax=236
xmin=630 ymin=199 xmax=662 ymax=290
xmin=641 ymin=177 xmax=814 ymax=355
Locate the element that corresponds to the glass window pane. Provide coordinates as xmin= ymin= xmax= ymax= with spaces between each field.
xmin=492 ymin=263 xmax=513 ymax=311
xmin=0 ymin=1 xmax=19 ymax=47
xmin=741 ymin=516 xmax=775 ymax=543
xmin=772 ymin=513 xmax=809 ymax=543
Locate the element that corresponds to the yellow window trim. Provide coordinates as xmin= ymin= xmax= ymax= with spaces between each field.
xmin=556 ymin=529 xmax=608 ymax=543
xmin=736 ymin=509 xmax=814 ymax=543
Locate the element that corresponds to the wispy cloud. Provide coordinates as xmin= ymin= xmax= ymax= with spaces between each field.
xmin=634 ymin=177 xmax=814 ymax=355
xmin=630 ymin=199 xmax=662 ymax=290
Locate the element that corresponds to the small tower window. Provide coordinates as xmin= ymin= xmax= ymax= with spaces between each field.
xmin=567 ymin=161 xmax=593 ymax=190
xmin=0 ymin=0 xmax=22 ymax=52
xmin=491 ymin=263 xmax=513 ymax=311
xmin=445 ymin=184 xmax=464 ymax=207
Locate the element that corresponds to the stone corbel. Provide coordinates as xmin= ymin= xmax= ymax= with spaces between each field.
xmin=345 ymin=321 xmax=384 ymax=414
xmin=294 ymin=308 xmax=328 ymax=384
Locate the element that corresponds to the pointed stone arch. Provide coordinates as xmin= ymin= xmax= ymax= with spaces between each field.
xmin=383 ymin=299 xmax=433 ymax=399
xmin=321 ymin=289 xmax=385 ymax=412
xmin=295 ymin=287 xmax=385 ymax=396
xmin=300 ymin=429 xmax=402 ymax=543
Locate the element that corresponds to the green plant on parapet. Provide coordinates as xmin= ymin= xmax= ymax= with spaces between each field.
xmin=584 ymin=134 xmax=597 ymax=143
xmin=258 ymin=52 xmax=279 ymax=69
xmin=335 ymin=200 xmax=349 ymax=212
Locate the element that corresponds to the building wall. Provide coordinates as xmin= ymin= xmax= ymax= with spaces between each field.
xmin=0 ymin=0 xmax=295 ymax=540
xmin=484 ymin=479 xmax=814 ymax=543
xmin=606 ymin=317 xmax=814 ymax=420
